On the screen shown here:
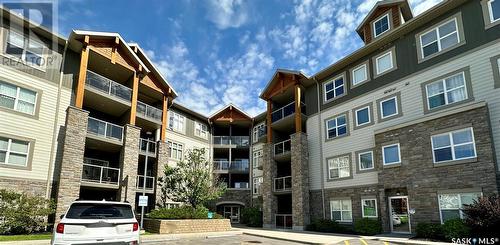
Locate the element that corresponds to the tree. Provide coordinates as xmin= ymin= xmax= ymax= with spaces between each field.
xmin=462 ymin=194 xmax=500 ymax=236
xmin=157 ymin=148 xmax=226 ymax=208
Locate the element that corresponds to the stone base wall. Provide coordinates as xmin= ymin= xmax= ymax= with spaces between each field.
xmin=320 ymin=185 xmax=379 ymax=223
xmin=155 ymin=141 xmax=169 ymax=208
xmin=0 ymin=177 xmax=47 ymax=197
xmin=213 ymin=189 xmax=251 ymax=207
xmin=309 ymin=190 xmax=324 ymax=221
xmin=261 ymin=143 xmax=277 ymax=227
xmin=291 ymin=132 xmax=310 ymax=230
xmin=118 ymin=124 xmax=141 ymax=208
xmin=143 ymin=219 xmax=231 ymax=234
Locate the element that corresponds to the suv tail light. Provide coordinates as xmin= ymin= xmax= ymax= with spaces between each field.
xmin=132 ymin=222 xmax=139 ymax=232
xmin=56 ymin=223 xmax=64 ymax=234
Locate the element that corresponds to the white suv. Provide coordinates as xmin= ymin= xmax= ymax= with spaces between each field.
xmin=52 ymin=200 xmax=140 ymax=245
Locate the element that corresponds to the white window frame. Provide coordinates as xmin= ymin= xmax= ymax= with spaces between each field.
xmin=358 ymin=151 xmax=374 ymax=171
xmin=3 ymin=30 xmax=47 ymax=70
xmin=168 ymin=111 xmax=185 ymax=133
xmin=487 ymin=0 xmax=500 ymax=23
xmin=0 ymin=81 xmax=37 ymax=115
xmin=326 ymin=114 xmax=347 ymax=140
xmin=253 ymin=149 xmax=263 ymax=169
xmin=425 ymin=72 xmax=467 ymax=110
xmin=253 ymin=177 xmax=263 ymax=195
xmin=330 ymin=199 xmax=352 ymax=222
xmin=431 ymin=127 xmax=477 ymax=163
xmin=419 ymin=18 xmax=459 ymax=59
xmin=253 ymin=123 xmax=265 ymax=143
xmin=373 ymin=13 xmax=391 ymax=38
xmin=194 ymin=121 xmax=208 ymax=139
xmin=167 ymin=141 xmax=183 ymax=160
xmin=375 ymin=50 xmax=394 ymax=75
xmin=355 ymin=106 xmax=371 ymax=127
xmin=379 ymin=96 xmax=399 ymax=119
xmin=438 ymin=192 xmax=482 ymax=224
xmin=0 ymin=137 xmax=30 ymax=167
xmin=352 ymin=64 xmax=368 ymax=86
xmin=382 ymin=143 xmax=401 ymax=165
xmin=361 ymin=198 xmax=378 ymax=218
xmin=327 ymin=155 xmax=351 ymax=179
xmin=323 ymin=75 xmax=345 ymax=102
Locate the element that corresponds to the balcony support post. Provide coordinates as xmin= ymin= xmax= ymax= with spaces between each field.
xmin=75 ymin=35 xmax=90 ymax=108
xmin=129 ymin=70 xmax=140 ymax=125
xmin=160 ymin=94 xmax=169 ymax=142
xmin=294 ymin=84 xmax=302 ymax=133
xmin=266 ymin=100 xmax=272 ymax=143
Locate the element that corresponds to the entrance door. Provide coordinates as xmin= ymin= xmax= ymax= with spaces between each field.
xmin=389 ymin=196 xmax=411 ymax=233
xmin=223 ymin=206 xmax=240 ymax=223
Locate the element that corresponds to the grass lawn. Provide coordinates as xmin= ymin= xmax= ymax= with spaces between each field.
xmin=0 ymin=233 xmax=52 ymax=241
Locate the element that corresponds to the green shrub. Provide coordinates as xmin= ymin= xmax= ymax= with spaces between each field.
xmin=147 ymin=206 xmax=222 ymax=219
xmin=306 ymin=219 xmax=352 ymax=234
xmin=463 ymin=194 xmax=500 ymax=237
xmin=0 ymin=189 xmax=55 ymax=235
xmin=240 ymin=207 xmax=263 ymax=227
xmin=415 ymin=222 xmax=444 ymax=240
xmin=442 ymin=219 xmax=470 ymax=241
xmin=354 ymin=218 xmax=382 ymax=235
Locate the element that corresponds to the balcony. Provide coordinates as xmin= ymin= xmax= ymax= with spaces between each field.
xmin=273 ymin=176 xmax=292 ymax=193
xmin=233 ymin=182 xmax=249 ymax=189
xmin=230 ymin=159 xmax=249 ymax=172
xmin=136 ymin=175 xmax=155 ymax=193
xmin=81 ymin=159 xmax=120 ymax=188
xmin=87 ymin=117 xmax=124 ymax=144
xmin=274 ymin=139 xmax=291 ymax=162
xmin=275 ymin=214 xmax=293 ymax=229
xmin=137 ymin=101 xmax=162 ymax=123
xmin=213 ymin=136 xmax=250 ymax=148
xmin=213 ymin=136 xmax=231 ymax=146
xmin=139 ymin=138 xmax=156 ymax=157
xmin=213 ymin=159 xmax=229 ymax=173
xmin=86 ymin=71 xmax=132 ymax=102
xmin=271 ymin=101 xmax=306 ymax=123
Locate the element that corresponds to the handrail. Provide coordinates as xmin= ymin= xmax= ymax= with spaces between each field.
xmin=86 ymin=71 xmax=132 ymax=102
xmin=81 ymin=163 xmax=120 ymax=185
xmin=274 ymin=139 xmax=291 ymax=155
xmin=139 ymin=138 xmax=156 ymax=155
xmin=213 ymin=136 xmax=231 ymax=145
xmin=213 ymin=159 xmax=230 ymax=171
xmin=230 ymin=159 xmax=249 ymax=171
xmin=87 ymin=117 xmax=124 ymax=142
xmin=137 ymin=101 xmax=162 ymax=122
xmin=136 ymin=175 xmax=155 ymax=190
xmin=232 ymin=136 xmax=250 ymax=147
xmin=271 ymin=101 xmax=306 ymax=123
xmin=273 ymin=176 xmax=292 ymax=192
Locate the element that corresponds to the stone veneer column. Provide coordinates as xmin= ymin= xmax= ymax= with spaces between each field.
xmin=155 ymin=141 xmax=169 ymax=207
xmin=55 ymin=106 xmax=89 ymax=222
xmin=261 ymin=143 xmax=277 ymax=228
xmin=118 ymin=124 xmax=141 ymax=208
xmin=290 ymin=132 xmax=310 ymax=230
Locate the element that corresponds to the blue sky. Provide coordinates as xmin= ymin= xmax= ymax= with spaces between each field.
xmin=57 ymin=0 xmax=441 ymax=116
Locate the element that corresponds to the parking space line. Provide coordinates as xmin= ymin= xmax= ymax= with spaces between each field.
xmin=344 ymin=240 xmax=350 ymax=245
xmin=360 ymin=239 xmax=368 ymax=245
xmin=384 ymin=242 xmax=390 ymax=245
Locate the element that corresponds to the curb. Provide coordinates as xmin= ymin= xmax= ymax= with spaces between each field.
xmin=243 ymin=232 xmax=330 ymax=245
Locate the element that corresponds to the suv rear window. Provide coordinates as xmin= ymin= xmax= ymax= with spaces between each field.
xmin=66 ymin=203 xmax=134 ymax=219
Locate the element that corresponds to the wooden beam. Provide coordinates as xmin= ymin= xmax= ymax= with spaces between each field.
xmin=111 ymin=36 xmax=119 ymax=64
xmin=294 ymin=84 xmax=302 ymax=133
xmin=266 ymin=100 xmax=272 ymax=143
xmin=129 ymin=72 xmax=139 ymax=125
xmin=161 ymin=95 xmax=169 ymax=142
xmin=75 ymin=36 xmax=90 ymax=108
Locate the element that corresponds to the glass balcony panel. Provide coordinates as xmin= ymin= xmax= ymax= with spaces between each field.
xmin=274 ymin=176 xmax=292 ymax=192
xmin=214 ymin=160 xmax=229 ymax=171
xmin=86 ymin=71 xmax=110 ymax=93
xmin=81 ymin=163 xmax=120 ymax=185
xmin=87 ymin=117 xmax=123 ymax=142
xmin=282 ymin=103 xmax=295 ymax=118
xmin=86 ymin=71 xmax=132 ymax=102
xmin=110 ymin=82 xmax=132 ymax=101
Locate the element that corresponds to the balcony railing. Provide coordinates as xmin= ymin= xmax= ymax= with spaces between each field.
xmin=214 ymin=159 xmax=229 ymax=171
xmin=81 ymin=163 xmax=120 ymax=186
xmin=213 ymin=136 xmax=250 ymax=146
xmin=233 ymin=182 xmax=249 ymax=189
xmin=275 ymin=214 xmax=293 ymax=229
xmin=274 ymin=139 xmax=291 ymax=155
xmin=86 ymin=71 xmax=132 ymax=102
xmin=274 ymin=176 xmax=292 ymax=192
xmin=136 ymin=175 xmax=155 ymax=191
xmin=271 ymin=101 xmax=306 ymax=123
xmin=137 ymin=101 xmax=162 ymax=122
xmin=139 ymin=138 xmax=156 ymax=156
xmin=87 ymin=117 xmax=124 ymax=142
xmin=213 ymin=136 xmax=231 ymax=145
xmin=230 ymin=159 xmax=249 ymax=172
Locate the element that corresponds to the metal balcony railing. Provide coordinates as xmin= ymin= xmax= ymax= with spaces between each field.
xmin=213 ymin=136 xmax=231 ymax=145
xmin=232 ymin=136 xmax=250 ymax=147
xmin=87 ymin=117 xmax=124 ymax=142
xmin=273 ymin=176 xmax=292 ymax=192
xmin=275 ymin=214 xmax=293 ymax=229
xmin=233 ymin=182 xmax=249 ymax=189
xmin=136 ymin=175 xmax=155 ymax=191
xmin=139 ymin=138 xmax=156 ymax=155
xmin=137 ymin=101 xmax=162 ymax=122
xmin=271 ymin=101 xmax=306 ymax=123
xmin=213 ymin=159 xmax=229 ymax=171
xmin=274 ymin=139 xmax=291 ymax=155
xmin=86 ymin=71 xmax=132 ymax=102
xmin=81 ymin=162 xmax=120 ymax=186
xmin=230 ymin=159 xmax=249 ymax=172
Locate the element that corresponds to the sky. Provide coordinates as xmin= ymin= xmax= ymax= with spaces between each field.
xmin=56 ymin=0 xmax=442 ymax=117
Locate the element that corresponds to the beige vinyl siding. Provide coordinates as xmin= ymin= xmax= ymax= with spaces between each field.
xmin=307 ymin=40 xmax=500 ymax=191
xmin=165 ymin=129 xmax=211 ymax=168
xmin=252 ymin=143 xmax=264 ymax=178
xmin=306 ymin=114 xmax=322 ymax=190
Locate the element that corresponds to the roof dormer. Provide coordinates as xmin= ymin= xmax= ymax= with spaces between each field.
xmin=356 ymin=0 xmax=413 ymax=45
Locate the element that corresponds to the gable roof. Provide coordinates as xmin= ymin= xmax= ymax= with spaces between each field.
xmin=209 ymin=103 xmax=252 ymax=121
xmin=355 ymin=0 xmax=413 ymax=38
xmin=259 ymin=69 xmax=309 ymax=100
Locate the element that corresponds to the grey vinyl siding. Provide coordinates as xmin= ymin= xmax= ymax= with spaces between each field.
xmin=168 ymin=109 xmax=210 ymax=143
xmin=305 ymin=83 xmax=318 ymax=116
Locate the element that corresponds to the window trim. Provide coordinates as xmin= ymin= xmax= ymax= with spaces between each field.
xmin=379 ymin=96 xmax=399 ymax=119
xmin=352 ymin=102 xmax=374 ymax=130
xmin=431 ymin=127 xmax=477 ymax=164
xmin=355 ymin=106 xmax=371 ymax=127
xmin=253 ymin=149 xmax=263 ymax=169
xmin=361 ymin=198 xmax=378 ymax=218
xmin=324 ymin=112 xmax=350 ymax=141
xmin=252 ymin=177 xmax=262 ymax=195
xmin=358 ymin=150 xmax=374 ymax=171
xmin=0 ymin=79 xmax=41 ymax=119
xmin=167 ymin=140 xmax=184 ymax=161
xmin=488 ymin=0 xmax=500 ymax=23
xmin=372 ymin=47 xmax=397 ymax=78
xmin=490 ymin=55 xmax=500 ymax=89
xmin=350 ymin=60 xmax=371 ymax=88
xmin=330 ymin=199 xmax=353 ymax=223
xmin=372 ymin=13 xmax=391 ymax=38
xmin=382 ymin=143 xmax=401 ymax=166
xmin=323 ymin=73 xmax=346 ymax=103
xmin=481 ymin=0 xmax=500 ymax=28
xmin=0 ymin=133 xmax=34 ymax=171
xmin=194 ymin=121 xmax=208 ymax=139
xmin=168 ymin=111 xmax=186 ymax=134
xmin=252 ymin=123 xmax=265 ymax=143
xmin=1 ymin=29 xmax=48 ymax=72
xmin=326 ymin=153 xmax=352 ymax=181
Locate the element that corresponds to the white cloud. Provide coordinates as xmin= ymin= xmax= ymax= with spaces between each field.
xmin=205 ymin=0 xmax=249 ymax=29
xmin=409 ymin=0 xmax=443 ymax=16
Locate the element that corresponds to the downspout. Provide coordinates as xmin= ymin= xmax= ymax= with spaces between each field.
xmin=314 ymin=76 xmax=326 ymax=219
xmin=45 ymin=40 xmax=68 ymax=200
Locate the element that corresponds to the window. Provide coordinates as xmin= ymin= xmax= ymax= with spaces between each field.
xmin=327 ymin=155 xmax=350 ymax=179
xmin=330 ymin=199 xmax=352 ymax=222
xmin=487 ymin=0 xmax=500 ymax=23
xmin=361 ymin=199 xmax=378 ymax=218
xmin=0 ymin=81 xmax=37 ymax=115
xmin=194 ymin=122 xmax=208 ymax=139
xmin=352 ymin=64 xmax=368 ymax=86
xmin=167 ymin=141 xmax=183 ymax=160
xmin=253 ymin=177 xmax=263 ymax=195
xmin=253 ymin=150 xmax=263 ymax=169
xmin=253 ymin=123 xmax=265 ymax=143
xmin=0 ymin=137 xmax=30 ymax=167
xmin=382 ymin=143 xmax=401 ymax=165
xmin=168 ymin=111 xmax=185 ymax=133
xmin=420 ymin=18 xmax=459 ymax=59
xmin=431 ymin=127 xmax=476 ymax=163
xmin=5 ymin=31 xmax=45 ymax=67
xmin=425 ymin=72 xmax=467 ymax=110
xmin=326 ymin=114 xmax=347 ymax=140
xmin=355 ymin=106 xmax=371 ymax=127
xmin=358 ymin=151 xmax=374 ymax=170
xmin=375 ymin=51 xmax=394 ymax=75
xmin=324 ymin=75 xmax=345 ymax=101
xmin=373 ymin=14 xmax=390 ymax=37
xmin=438 ymin=192 xmax=481 ymax=223
xmin=380 ymin=96 xmax=399 ymax=119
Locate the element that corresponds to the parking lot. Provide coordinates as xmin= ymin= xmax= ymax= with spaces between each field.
xmin=142 ymin=234 xmax=302 ymax=245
